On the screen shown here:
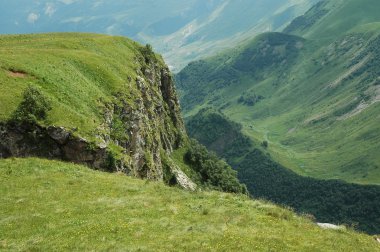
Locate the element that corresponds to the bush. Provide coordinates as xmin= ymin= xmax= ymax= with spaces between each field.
xmin=262 ymin=141 xmax=269 ymax=148
xmin=140 ymin=44 xmax=156 ymax=64
xmin=238 ymin=93 xmax=264 ymax=106
xmin=12 ymin=85 xmax=52 ymax=123
xmin=184 ymin=139 xmax=247 ymax=194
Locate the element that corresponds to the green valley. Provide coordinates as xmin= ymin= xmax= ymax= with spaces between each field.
xmin=176 ymin=0 xmax=380 ymax=185
xmin=185 ymin=108 xmax=380 ymax=234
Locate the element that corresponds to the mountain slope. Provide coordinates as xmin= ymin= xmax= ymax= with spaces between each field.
xmin=0 ymin=33 xmax=184 ymax=179
xmin=0 ymin=0 xmax=319 ymax=71
xmin=176 ymin=0 xmax=380 ymax=184
xmin=1 ymin=158 xmax=379 ymax=251
xmin=186 ymin=108 xmax=380 ymax=234
xmin=0 ymin=33 xmax=247 ymax=194
xmin=286 ymin=0 xmax=380 ymax=41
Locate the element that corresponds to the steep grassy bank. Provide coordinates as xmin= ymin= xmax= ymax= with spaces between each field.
xmin=1 ymin=158 xmax=379 ymax=251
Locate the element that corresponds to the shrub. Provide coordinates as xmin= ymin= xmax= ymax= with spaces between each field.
xmin=262 ymin=140 xmax=269 ymax=148
xmin=12 ymin=85 xmax=52 ymax=123
xmin=140 ymin=44 xmax=156 ymax=64
xmin=237 ymin=93 xmax=264 ymax=106
xmin=184 ymin=139 xmax=248 ymax=194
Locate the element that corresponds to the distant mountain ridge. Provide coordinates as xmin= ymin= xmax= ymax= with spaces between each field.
xmin=0 ymin=0 xmax=319 ymax=71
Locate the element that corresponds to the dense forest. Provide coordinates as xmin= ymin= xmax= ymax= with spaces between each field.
xmin=186 ymin=108 xmax=380 ymax=234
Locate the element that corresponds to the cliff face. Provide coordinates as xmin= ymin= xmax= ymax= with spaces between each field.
xmin=0 ymin=33 xmax=190 ymax=185
xmin=99 ymin=63 xmax=186 ymax=179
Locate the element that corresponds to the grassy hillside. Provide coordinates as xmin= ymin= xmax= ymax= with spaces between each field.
xmin=0 ymin=32 xmax=186 ymax=180
xmin=286 ymin=0 xmax=380 ymax=41
xmin=0 ymin=33 xmax=149 ymax=137
xmin=1 ymin=158 xmax=379 ymax=251
xmin=0 ymin=32 xmax=248 ymax=194
xmin=186 ymin=109 xmax=380 ymax=234
xmin=176 ymin=0 xmax=380 ymax=184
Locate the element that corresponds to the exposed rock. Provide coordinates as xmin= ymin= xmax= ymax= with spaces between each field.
xmin=171 ymin=165 xmax=197 ymax=191
xmin=159 ymin=68 xmax=184 ymax=129
xmin=317 ymin=223 xmax=345 ymax=230
xmin=163 ymin=156 xmax=197 ymax=191
xmin=47 ymin=126 xmax=70 ymax=145
xmin=143 ymin=68 xmax=155 ymax=85
xmin=0 ymin=122 xmax=113 ymax=171
xmin=94 ymin=62 xmax=186 ymax=180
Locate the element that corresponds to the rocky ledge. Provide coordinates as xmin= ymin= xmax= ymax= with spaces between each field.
xmin=0 ymin=59 xmax=196 ymax=190
xmin=0 ymin=123 xmax=111 ymax=170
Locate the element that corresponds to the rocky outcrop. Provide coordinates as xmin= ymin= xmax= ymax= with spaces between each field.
xmin=162 ymin=155 xmax=197 ymax=191
xmin=0 ymin=57 xmax=192 ymax=188
xmin=170 ymin=164 xmax=197 ymax=191
xmin=47 ymin=126 xmax=70 ymax=145
xmin=93 ymin=61 xmax=186 ymax=180
xmin=0 ymin=123 xmax=112 ymax=171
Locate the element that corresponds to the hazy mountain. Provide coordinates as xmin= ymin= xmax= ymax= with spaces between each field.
xmin=0 ymin=0 xmax=318 ymax=71
xmin=177 ymin=0 xmax=380 ymax=185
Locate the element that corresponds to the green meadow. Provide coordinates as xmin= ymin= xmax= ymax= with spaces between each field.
xmin=1 ymin=158 xmax=379 ymax=251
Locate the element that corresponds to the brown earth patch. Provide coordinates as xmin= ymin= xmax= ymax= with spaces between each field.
xmin=7 ymin=69 xmax=28 ymax=78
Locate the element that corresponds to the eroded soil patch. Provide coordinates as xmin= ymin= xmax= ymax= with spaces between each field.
xmin=7 ymin=69 xmax=28 ymax=78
